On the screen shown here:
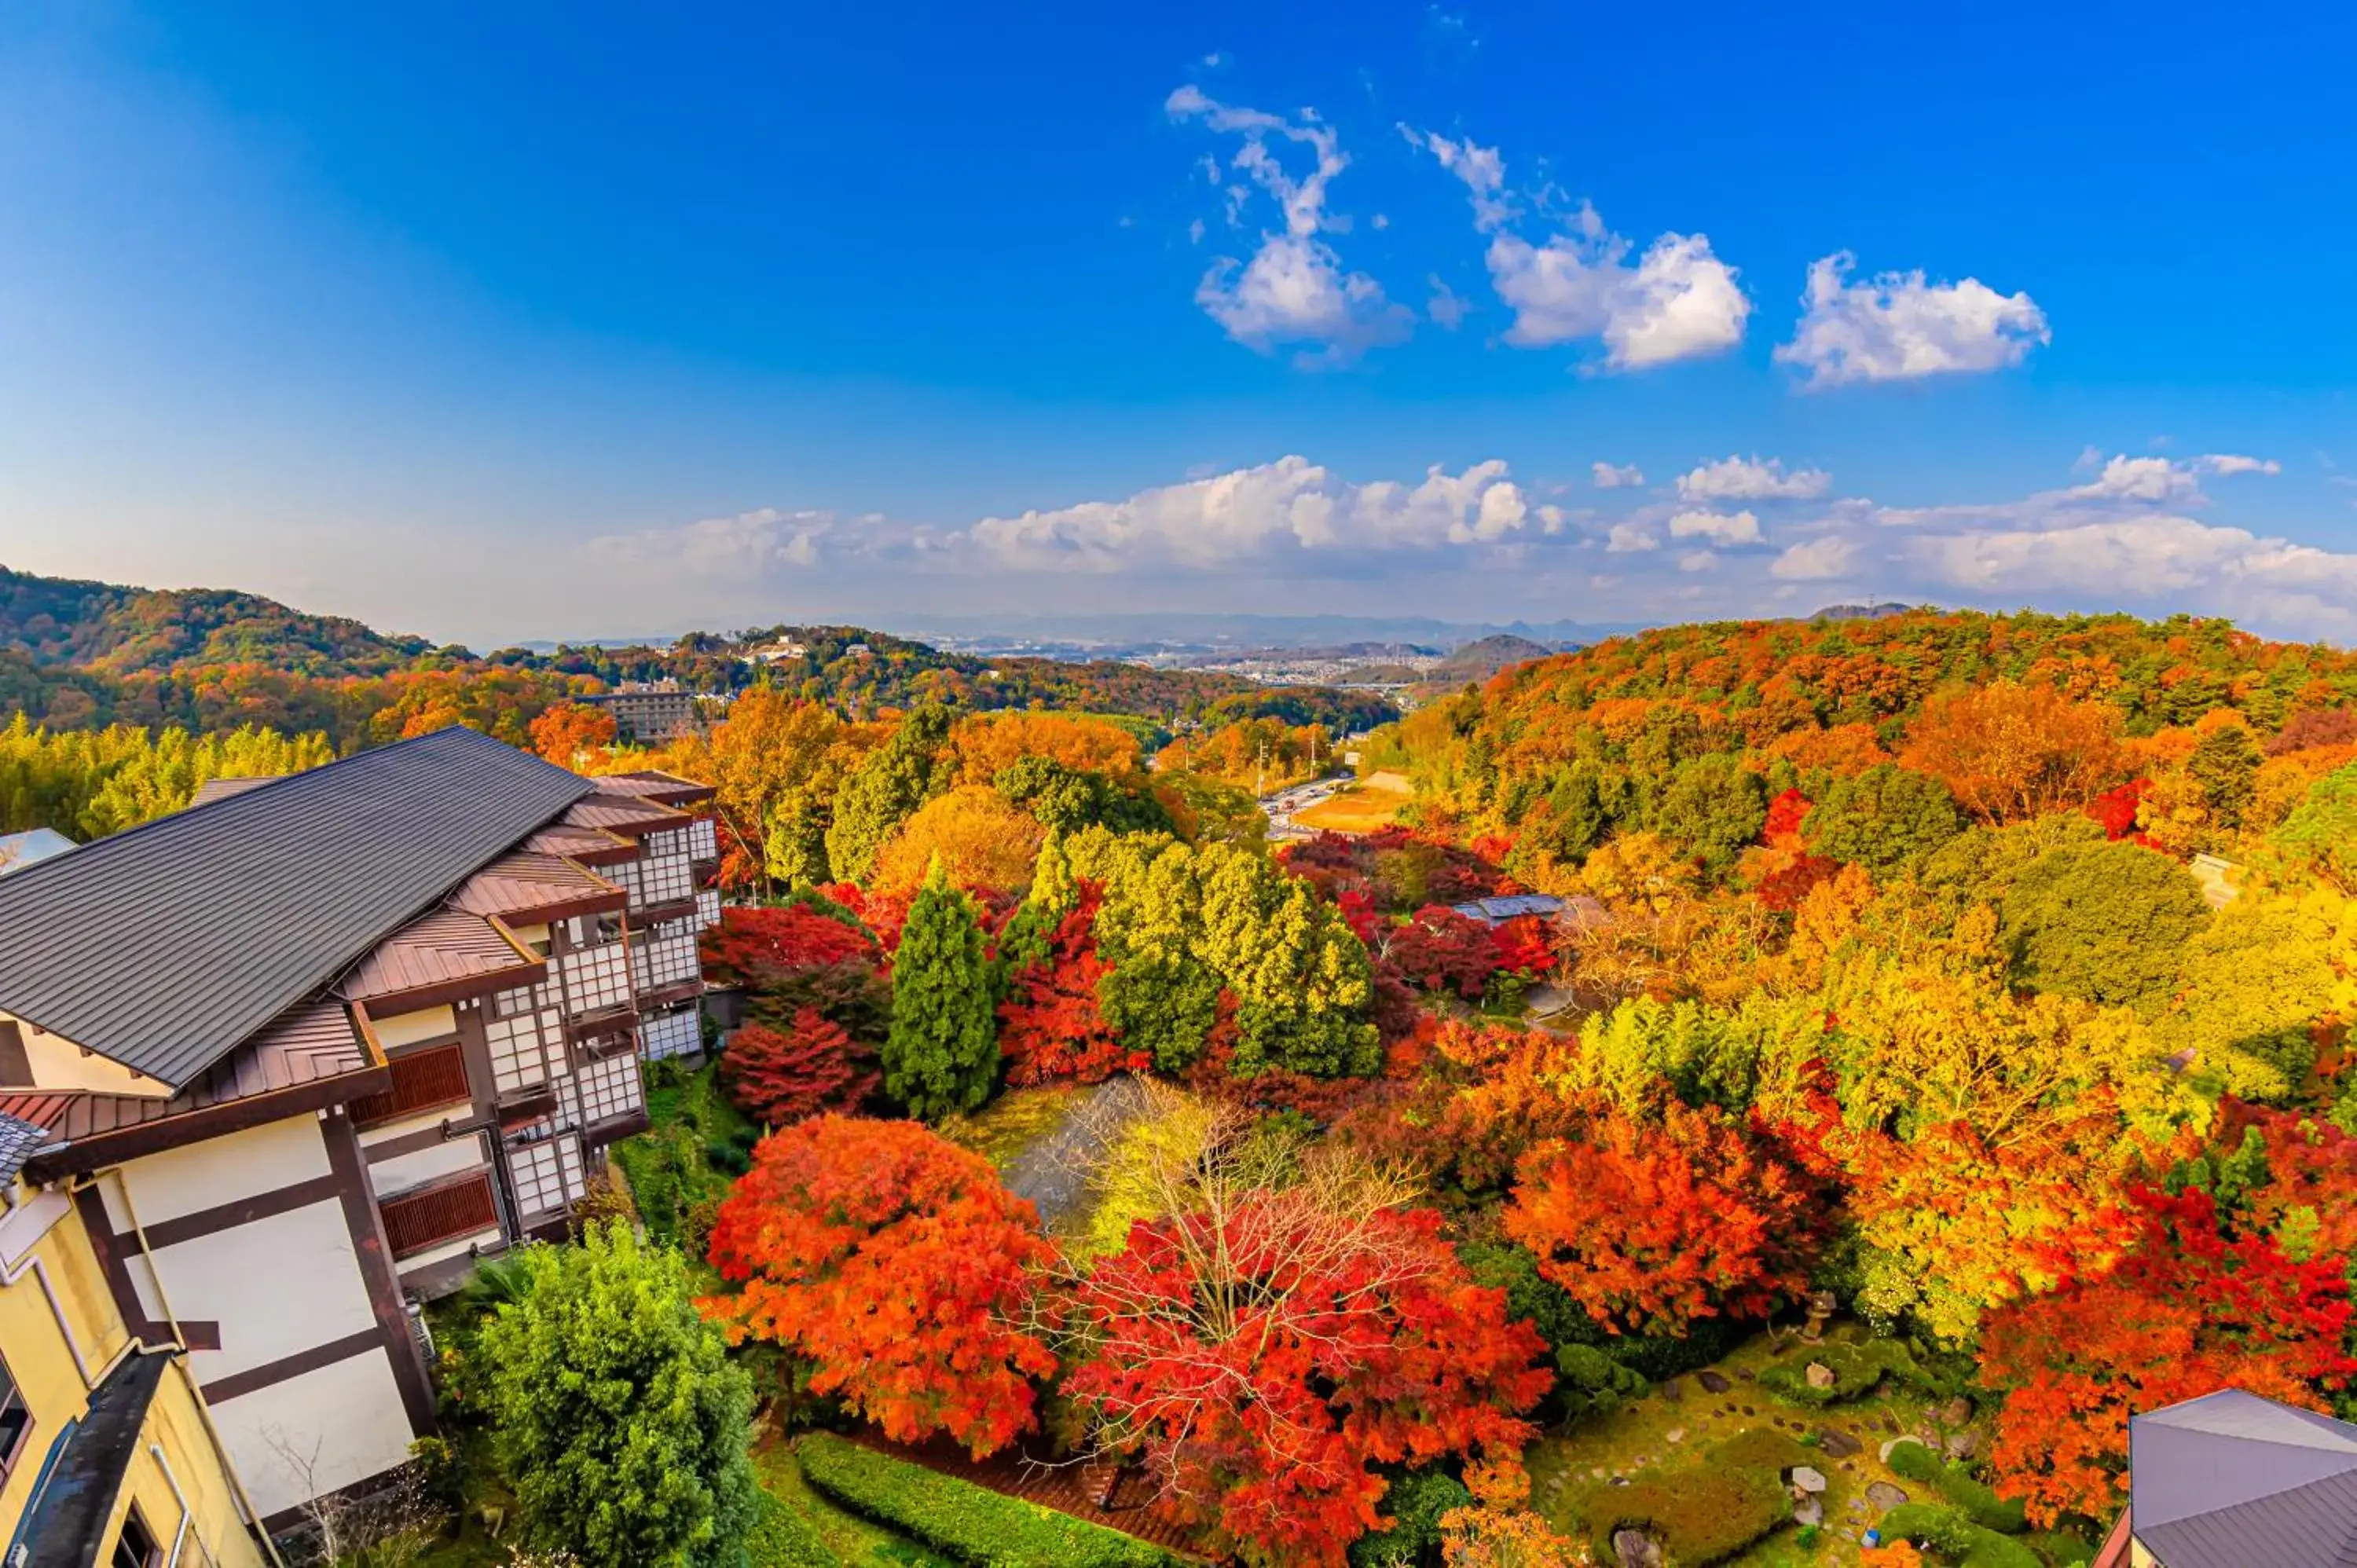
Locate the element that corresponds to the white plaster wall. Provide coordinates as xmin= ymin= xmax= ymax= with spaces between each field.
xmin=2 ymin=1010 xmax=170 ymax=1097
xmin=369 ymin=1133 xmax=489 ymax=1198
xmin=115 ymin=1116 xmax=332 ymax=1227
xmin=357 ymin=1106 xmax=460 ymax=1151
xmin=371 ymin=1005 xmax=457 ymax=1049
xmin=160 ymin=1202 xmax=376 ymax=1381
xmin=206 ymin=1350 xmax=416 ymax=1521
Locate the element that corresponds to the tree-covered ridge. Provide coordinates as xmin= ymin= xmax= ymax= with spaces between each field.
xmin=0 ymin=566 xmax=1395 ymax=742
xmin=0 ymin=564 xmax=444 ymax=676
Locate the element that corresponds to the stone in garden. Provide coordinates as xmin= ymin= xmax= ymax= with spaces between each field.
xmin=1805 ymin=1361 xmax=1837 ymax=1390
xmin=1941 ymin=1395 xmax=1974 ymax=1426
xmin=1791 ymin=1466 xmax=1828 ymax=1494
xmin=1946 ymin=1430 xmax=1979 ymax=1460
xmin=1666 ymin=1428 xmax=1684 ymax=1444
xmin=1793 ymin=1497 xmax=1824 ymax=1529
xmin=1611 ymin=1475 xmax=1629 ymax=1486
xmin=1881 ymin=1436 xmax=1927 ymax=1465
xmin=1699 ymin=1370 xmax=1732 ymax=1393
xmin=1817 ymin=1429 xmax=1861 ymax=1457
xmin=1613 ymin=1529 xmax=1662 ymax=1568
xmin=1743 ymin=1405 xmax=1757 ymax=1416
xmin=1879 ymin=1412 xmax=1899 ymax=1433
xmin=1866 ymin=1482 xmax=1910 ymax=1511
xmin=1660 ymin=1377 xmax=1683 ymax=1401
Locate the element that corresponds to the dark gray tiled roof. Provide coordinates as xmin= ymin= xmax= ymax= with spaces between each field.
xmin=2132 ymin=1389 xmax=2357 ymax=1568
xmin=0 ymin=1112 xmax=49 ymax=1184
xmin=12 ymin=1346 xmax=170 ymax=1568
xmin=0 ymin=727 xmax=591 ymax=1092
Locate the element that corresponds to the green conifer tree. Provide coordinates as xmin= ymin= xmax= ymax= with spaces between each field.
xmin=884 ymin=860 xmax=999 ymax=1117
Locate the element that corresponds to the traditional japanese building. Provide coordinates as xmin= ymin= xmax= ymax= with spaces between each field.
xmin=0 ymin=727 xmax=719 ymax=1539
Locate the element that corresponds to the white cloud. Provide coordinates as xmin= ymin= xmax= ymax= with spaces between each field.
xmin=1169 ymin=87 xmax=1407 ymax=364
xmin=1593 ymin=461 xmax=1644 ymax=489
xmin=1770 ymin=536 xmax=1858 ymax=581
xmin=1677 ymin=550 xmax=1717 ymax=573
xmin=588 ymin=507 xmax=838 ymax=576
xmin=962 ymin=455 xmax=1533 ymax=571
xmin=1605 ymin=519 xmax=1662 ymax=553
xmin=1668 ymin=508 xmax=1763 ymax=547
xmin=1428 ymin=276 xmax=1470 ymax=329
xmin=2199 ymin=453 xmax=2282 ymax=477
xmin=2067 ymin=454 xmax=2202 ymax=503
xmin=1676 ymin=456 xmax=1831 ymax=501
xmin=1402 ymin=130 xmax=1749 ymax=370
xmin=1487 ymin=225 xmax=1749 ymax=369
xmin=1776 ymin=252 xmax=2049 ymax=388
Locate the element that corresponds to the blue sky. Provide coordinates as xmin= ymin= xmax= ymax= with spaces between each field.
xmin=2 ymin=1 xmax=2354 ymax=647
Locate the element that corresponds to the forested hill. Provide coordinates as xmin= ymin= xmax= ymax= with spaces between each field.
xmin=1373 ymin=606 xmax=2357 ymax=854
xmin=0 ymin=565 xmax=1395 ymax=744
xmin=0 ymin=565 xmax=445 ymax=676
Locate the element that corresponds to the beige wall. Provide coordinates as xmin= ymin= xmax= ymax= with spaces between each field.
xmin=0 ymin=1010 xmax=173 ymax=1099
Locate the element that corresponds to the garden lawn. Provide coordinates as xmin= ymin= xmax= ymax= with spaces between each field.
xmin=1525 ymin=1328 xmax=2032 ymax=1567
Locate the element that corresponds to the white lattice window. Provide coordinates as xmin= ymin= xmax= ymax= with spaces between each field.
xmin=688 ymin=818 xmax=718 ymax=863
xmin=695 ymin=888 xmax=721 ymax=930
xmin=485 ymin=986 xmax=567 ymax=1095
xmin=632 ymin=848 xmax=695 ymax=909
xmin=559 ymin=941 xmax=633 ymax=1017
xmin=606 ymin=859 xmax=643 ymax=905
xmin=640 ymin=1005 xmax=702 ymax=1061
xmin=568 ymin=1053 xmax=644 ymax=1128
xmin=631 ymin=923 xmax=701 ymax=992
xmin=508 ymin=1133 xmax=585 ymax=1217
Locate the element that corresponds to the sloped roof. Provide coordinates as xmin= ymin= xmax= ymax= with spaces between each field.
xmin=0 ymin=727 xmax=591 ymax=1091
xmin=2133 ymin=1389 xmax=2357 ymax=1568
xmin=186 ymin=775 xmax=280 ymax=808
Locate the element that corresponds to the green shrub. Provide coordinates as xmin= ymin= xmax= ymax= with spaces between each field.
xmin=1576 ymin=1461 xmax=1787 ymax=1566
xmin=1758 ymin=1339 xmax=1929 ymax=1407
xmin=1879 ymin=1504 xmax=2041 ymax=1568
xmin=746 ymin=1487 xmax=843 ymax=1567
xmin=1351 ymin=1468 xmax=1473 ymax=1567
xmin=2025 ymin=1529 xmax=2096 ymax=1566
xmin=1556 ymin=1344 xmax=1648 ymax=1420
xmin=1886 ymin=1442 xmax=2028 ymax=1533
xmin=708 ymin=1135 xmax=753 ymax=1176
xmin=796 ymin=1434 xmax=1182 ymax=1568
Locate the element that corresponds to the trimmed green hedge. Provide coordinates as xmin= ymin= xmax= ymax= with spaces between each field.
xmin=1350 ymin=1468 xmax=1473 ymax=1568
xmin=1878 ymin=1504 xmax=2041 ymax=1568
xmin=746 ymin=1487 xmax=843 ymax=1567
xmin=1886 ymin=1442 xmax=2029 ymax=1533
xmin=796 ymin=1434 xmax=1185 ymax=1568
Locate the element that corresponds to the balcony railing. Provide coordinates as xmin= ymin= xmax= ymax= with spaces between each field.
xmin=380 ymin=1170 xmax=500 ymax=1259
xmin=350 ymin=1042 xmax=472 ymax=1130
xmin=631 ymin=933 xmax=700 ymax=994
xmin=557 ymin=943 xmax=633 ymax=1018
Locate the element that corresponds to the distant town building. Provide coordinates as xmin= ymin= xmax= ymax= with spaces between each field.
xmin=582 ymin=678 xmax=699 ymax=741
xmin=0 ymin=827 xmax=75 ymax=877
xmin=845 ymin=643 xmax=872 ymax=658
xmin=745 ymin=639 xmax=808 ymax=664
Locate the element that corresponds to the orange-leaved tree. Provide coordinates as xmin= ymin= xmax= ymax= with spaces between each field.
xmin=1980 ymin=1185 xmax=2355 ymax=1526
xmin=717 ymin=1008 xmax=878 ymax=1127
xmin=527 ymin=700 xmax=619 ymax=766
xmin=1501 ymin=1099 xmax=1831 ymax=1335
xmin=702 ymin=1116 xmax=1055 ymax=1456
xmin=1898 ymin=679 xmax=2127 ymax=824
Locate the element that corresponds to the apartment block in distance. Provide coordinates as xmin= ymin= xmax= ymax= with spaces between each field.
xmin=581 ymin=679 xmax=700 ymax=742
xmin=0 ymin=726 xmax=720 ymax=1546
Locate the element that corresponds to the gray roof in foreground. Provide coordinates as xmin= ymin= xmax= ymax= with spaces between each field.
xmin=0 ymin=727 xmax=592 ymax=1092
xmin=2132 ymin=1389 xmax=2357 ymax=1568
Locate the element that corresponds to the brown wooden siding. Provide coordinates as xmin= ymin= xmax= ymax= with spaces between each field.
xmin=350 ymin=1042 xmax=472 ymax=1129
xmin=379 ymin=1170 xmax=499 ymax=1258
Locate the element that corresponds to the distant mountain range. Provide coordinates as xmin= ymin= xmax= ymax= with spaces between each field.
xmin=855 ymin=610 xmax=1654 ymax=656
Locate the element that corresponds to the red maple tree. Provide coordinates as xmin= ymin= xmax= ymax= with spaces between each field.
xmin=698 ymin=903 xmax=876 ymax=989
xmin=702 ymin=1116 xmax=1057 ymax=1457
xmin=1383 ymin=905 xmax=1506 ymax=999
xmin=1062 ymin=1195 xmax=1549 ymax=1568
xmin=1501 ymin=1101 xmax=1831 ymax=1335
xmin=718 ymin=1008 xmax=878 ymax=1126
xmin=1763 ymin=786 xmax=1812 ymax=844
xmin=1981 ymin=1185 xmax=2357 ymax=1526
xmin=997 ymin=888 xmax=1148 ymax=1086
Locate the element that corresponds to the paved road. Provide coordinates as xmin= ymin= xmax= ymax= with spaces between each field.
xmin=1262 ymin=774 xmax=1351 ymax=839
